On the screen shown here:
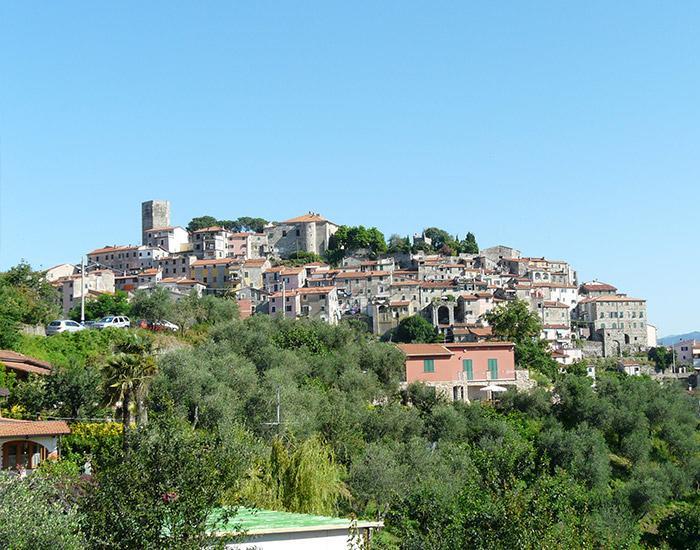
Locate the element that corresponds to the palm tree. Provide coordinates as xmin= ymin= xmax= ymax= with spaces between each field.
xmin=102 ymin=333 xmax=158 ymax=442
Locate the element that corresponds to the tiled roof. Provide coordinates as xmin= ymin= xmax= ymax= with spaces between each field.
xmin=298 ymin=287 xmax=335 ymax=295
xmin=194 ymin=226 xmax=227 ymax=233
xmin=444 ymin=341 xmax=514 ymax=349
xmin=88 ymin=245 xmax=137 ymax=255
xmin=396 ymin=344 xmax=453 ymax=357
xmin=0 ymin=351 xmax=52 ymax=376
xmin=542 ymin=301 xmax=569 ymax=308
xmin=283 ymin=213 xmax=329 ymax=223
xmin=192 ymin=259 xmax=239 ymax=267
xmin=389 ymin=301 xmax=411 ymax=307
xmin=0 ymin=418 xmax=70 ymax=438
xmin=243 ymin=259 xmax=268 ymax=267
xmin=581 ymin=282 xmax=617 ymax=292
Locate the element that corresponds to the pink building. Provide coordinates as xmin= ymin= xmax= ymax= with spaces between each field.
xmin=398 ymin=342 xmax=517 ymax=402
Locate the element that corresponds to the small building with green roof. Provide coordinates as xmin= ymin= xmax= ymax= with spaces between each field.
xmin=210 ymin=507 xmax=383 ymax=549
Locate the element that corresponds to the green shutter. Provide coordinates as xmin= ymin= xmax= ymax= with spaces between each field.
xmin=488 ymin=358 xmax=498 ymax=380
xmin=462 ymin=359 xmax=473 ymax=380
xmin=423 ymin=359 xmax=435 ymax=373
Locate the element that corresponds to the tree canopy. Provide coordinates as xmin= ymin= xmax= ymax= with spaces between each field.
xmin=186 ymin=216 xmax=268 ymax=233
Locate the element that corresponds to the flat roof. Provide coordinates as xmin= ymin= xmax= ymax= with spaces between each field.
xmin=209 ymin=507 xmax=382 ymax=536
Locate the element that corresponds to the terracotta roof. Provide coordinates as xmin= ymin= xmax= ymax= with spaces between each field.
xmin=542 ymin=301 xmax=569 ymax=308
xmin=0 ymin=418 xmax=70 ymax=438
xmin=532 ymin=282 xmax=577 ymax=289
xmin=389 ymin=300 xmax=411 ymax=307
xmin=283 ymin=213 xmax=329 ymax=224
xmin=192 ymin=259 xmax=239 ymax=267
xmin=444 ymin=341 xmax=514 ymax=349
xmin=0 ymin=351 xmax=52 ymax=376
xmin=390 ymin=281 xmax=420 ymax=287
xmin=140 ymin=268 xmax=160 ymax=276
xmin=420 ymin=281 xmax=458 ymax=289
xmin=243 ymin=259 xmax=268 ymax=267
xmin=87 ymin=245 xmax=137 ymax=256
xmin=194 ymin=226 xmax=227 ymax=233
xmin=396 ymin=344 xmax=453 ymax=357
xmin=581 ymin=282 xmax=617 ymax=292
xmin=298 ymin=287 xmax=335 ymax=295
xmin=543 ymin=324 xmax=570 ymax=329
xmin=159 ymin=277 xmax=202 ymax=285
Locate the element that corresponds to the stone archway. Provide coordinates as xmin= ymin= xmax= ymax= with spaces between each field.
xmin=437 ymin=305 xmax=451 ymax=325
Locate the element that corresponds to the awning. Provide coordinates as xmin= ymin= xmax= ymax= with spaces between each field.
xmin=480 ymin=384 xmax=508 ymax=393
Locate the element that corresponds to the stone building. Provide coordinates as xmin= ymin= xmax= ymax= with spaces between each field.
xmin=141 ymin=199 xmax=170 ymax=245
xmin=266 ymin=213 xmax=339 ymax=258
xmin=575 ymin=295 xmax=648 ymax=356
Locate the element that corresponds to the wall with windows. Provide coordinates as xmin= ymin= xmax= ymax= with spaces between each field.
xmin=403 ymin=343 xmax=516 ymax=384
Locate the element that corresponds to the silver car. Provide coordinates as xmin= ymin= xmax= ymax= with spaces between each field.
xmin=46 ymin=319 xmax=85 ymax=336
xmin=94 ymin=316 xmax=131 ymax=329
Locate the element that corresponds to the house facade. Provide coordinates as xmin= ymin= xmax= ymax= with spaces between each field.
xmin=398 ymin=342 xmax=517 ymax=402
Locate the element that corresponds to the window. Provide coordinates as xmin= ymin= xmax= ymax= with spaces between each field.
xmin=282 ymin=230 xmax=287 ymax=237
xmin=488 ymin=358 xmax=498 ymax=380
xmin=423 ymin=359 xmax=435 ymax=373
xmin=271 ymin=306 xmax=276 ymax=313
xmin=463 ymin=359 xmax=473 ymax=380
xmin=285 ymin=305 xmax=292 ymax=312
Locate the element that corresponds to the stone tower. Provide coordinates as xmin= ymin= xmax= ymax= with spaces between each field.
xmin=141 ymin=200 xmax=171 ymax=244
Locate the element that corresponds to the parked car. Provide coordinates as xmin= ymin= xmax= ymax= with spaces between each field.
xmin=46 ymin=319 xmax=84 ymax=336
xmin=136 ymin=319 xmax=179 ymax=332
xmin=94 ymin=316 xmax=131 ymax=329
xmin=81 ymin=320 xmax=98 ymax=329
xmin=152 ymin=320 xmax=179 ymax=332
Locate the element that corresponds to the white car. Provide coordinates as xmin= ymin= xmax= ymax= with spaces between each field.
xmin=94 ymin=316 xmax=131 ymax=329
xmin=46 ymin=320 xmax=85 ymax=336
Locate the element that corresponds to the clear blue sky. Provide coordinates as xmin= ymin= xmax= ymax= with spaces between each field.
xmin=1 ymin=2 xmax=698 ymax=336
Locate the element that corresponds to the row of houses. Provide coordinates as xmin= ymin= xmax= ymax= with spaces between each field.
xmin=45 ymin=199 xmax=655 ymax=359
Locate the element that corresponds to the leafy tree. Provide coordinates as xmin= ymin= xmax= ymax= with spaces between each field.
xmin=0 ymin=262 xmax=60 ymax=346
xmin=648 ymin=346 xmax=672 ymax=372
xmin=80 ymin=413 xmax=236 ymax=549
xmin=655 ymin=502 xmax=700 ymax=550
xmin=484 ymin=299 xmax=559 ymax=378
xmin=327 ymin=225 xmax=387 ymax=262
xmin=0 ymin=471 xmax=85 ymax=549
xmin=69 ymin=290 xmax=131 ymax=321
xmin=187 ymin=215 xmax=268 ymax=233
xmin=186 ymin=215 xmax=219 ymax=233
xmin=390 ymin=315 xmax=439 ymax=343
xmin=460 ymin=232 xmax=479 ymax=254
xmin=386 ymin=234 xmax=411 ymax=254
xmin=238 ymin=435 xmax=349 ymax=515
xmin=130 ymin=287 xmax=174 ymax=322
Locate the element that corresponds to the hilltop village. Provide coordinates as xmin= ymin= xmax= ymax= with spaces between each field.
xmin=46 ymin=200 xmax=656 ymax=367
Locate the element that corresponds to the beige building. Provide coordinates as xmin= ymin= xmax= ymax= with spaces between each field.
xmin=59 ymin=270 xmax=116 ymax=315
xmin=266 ymin=213 xmax=339 ymax=258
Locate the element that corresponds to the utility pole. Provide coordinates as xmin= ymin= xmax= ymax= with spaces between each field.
xmin=80 ymin=255 xmax=86 ymax=323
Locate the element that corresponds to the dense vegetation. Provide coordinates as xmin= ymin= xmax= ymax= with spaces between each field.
xmin=0 ymin=264 xmax=698 ymax=549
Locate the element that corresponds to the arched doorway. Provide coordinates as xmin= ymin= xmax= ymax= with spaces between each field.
xmin=1 ymin=440 xmax=48 ymax=470
xmin=437 ymin=305 xmax=451 ymax=325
